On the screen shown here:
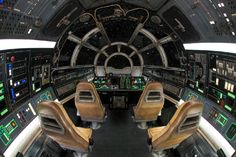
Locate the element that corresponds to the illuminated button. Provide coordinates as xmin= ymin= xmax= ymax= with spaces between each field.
xmin=11 ymin=122 xmax=16 ymax=127
xmin=10 ymin=56 xmax=15 ymax=62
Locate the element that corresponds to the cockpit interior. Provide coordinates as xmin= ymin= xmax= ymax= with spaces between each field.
xmin=0 ymin=0 xmax=236 ymax=157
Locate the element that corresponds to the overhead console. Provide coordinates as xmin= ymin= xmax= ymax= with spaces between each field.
xmin=0 ymin=48 xmax=55 ymax=154
xmin=183 ymin=50 xmax=236 ymax=150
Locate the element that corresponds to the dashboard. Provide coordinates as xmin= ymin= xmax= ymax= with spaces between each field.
xmin=0 ymin=47 xmax=236 ymax=155
xmin=93 ymin=75 xmax=146 ymax=91
xmin=183 ymin=50 xmax=236 ymax=149
xmin=0 ymin=49 xmax=55 ymax=154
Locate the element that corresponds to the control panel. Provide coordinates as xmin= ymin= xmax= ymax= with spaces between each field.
xmin=6 ymin=51 xmax=30 ymax=107
xmin=0 ymin=87 xmax=56 ymax=154
xmin=182 ymin=87 xmax=236 ymax=148
xmin=93 ymin=75 xmax=146 ymax=91
xmin=0 ymin=49 xmax=54 ymax=153
xmin=185 ymin=50 xmax=236 ymax=149
xmin=52 ymin=66 xmax=93 ymax=100
xmin=187 ymin=52 xmax=207 ymax=94
xmin=0 ymin=54 xmax=9 ymax=119
xmin=208 ymin=54 xmax=236 ymax=117
xmin=30 ymin=52 xmax=51 ymax=95
xmin=144 ymin=66 xmax=186 ymax=99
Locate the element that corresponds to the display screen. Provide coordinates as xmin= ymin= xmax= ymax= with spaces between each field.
xmin=0 ymin=81 xmax=8 ymax=119
xmin=0 ymin=54 xmax=8 ymax=119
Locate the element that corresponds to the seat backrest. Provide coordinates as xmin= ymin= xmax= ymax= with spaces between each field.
xmin=37 ymin=101 xmax=92 ymax=152
xmin=75 ymin=82 xmax=105 ymax=122
xmin=134 ymin=82 xmax=164 ymax=121
xmin=152 ymin=100 xmax=203 ymax=150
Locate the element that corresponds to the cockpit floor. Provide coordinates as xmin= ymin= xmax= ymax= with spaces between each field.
xmin=88 ymin=108 xmax=152 ymax=157
xmin=63 ymin=100 xmax=179 ymax=157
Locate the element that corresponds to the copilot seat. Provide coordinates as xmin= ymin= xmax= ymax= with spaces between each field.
xmin=147 ymin=100 xmax=203 ymax=156
xmin=75 ymin=82 xmax=106 ymax=129
xmin=133 ymin=82 xmax=164 ymax=129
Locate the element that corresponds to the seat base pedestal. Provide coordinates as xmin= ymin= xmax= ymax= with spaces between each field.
xmin=91 ymin=122 xmax=101 ymax=130
xmin=152 ymin=151 xmax=166 ymax=157
xmin=137 ymin=122 xmax=148 ymax=129
xmin=73 ymin=151 xmax=88 ymax=157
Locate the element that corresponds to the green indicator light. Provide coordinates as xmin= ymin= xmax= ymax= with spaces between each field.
xmin=7 ymin=120 xmax=18 ymax=135
xmin=198 ymin=89 xmax=204 ymax=93
xmin=0 ymin=95 xmax=4 ymax=101
xmin=3 ymin=133 xmax=10 ymax=141
xmin=226 ymin=123 xmax=236 ymax=141
xmin=0 ymin=88 xmax=3 ymax=94
xmin=0 ymin=83 xmax=3 ymax=88
xmin=220 ymin=93 xmax=223 ymax=99
xmin=224 ymin=104 xmax=232 ymax=112
xmin=196 ymin=81 xmax=199 ymax=88
xmin=0 ymin=108 xmax=8 ymax=116
xmin=228 ymin=92 xmax=236 ymax=99
xmin=216 ymin=114 xmax=228 ymax=126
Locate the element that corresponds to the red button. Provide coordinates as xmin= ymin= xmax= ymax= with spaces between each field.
xmin=11 ymin=56 xmax=15 ymax=62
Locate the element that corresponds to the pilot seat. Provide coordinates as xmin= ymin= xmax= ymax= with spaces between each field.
xmin=37 ymin=101 xmax=93 ymax=157
xmin=75 ymin=82 xmax=106 ymax=129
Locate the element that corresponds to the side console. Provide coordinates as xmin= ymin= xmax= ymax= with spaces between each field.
xmin=0 ymin=87 xmax=56 ymax=154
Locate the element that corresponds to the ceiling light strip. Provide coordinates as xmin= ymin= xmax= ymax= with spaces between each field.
xmin=0 ymin=39 xmax=56 ymax=51
xmin=183 ymin=43 xmax=236 ymax=54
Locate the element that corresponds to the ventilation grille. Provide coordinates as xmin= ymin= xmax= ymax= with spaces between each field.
xmin=41 ymin=116 xmax=64 ymax=134
xmin=145 ymin=90 xmax=162 ymax=102
xmin=78 ymin=91 xmax=94 ymax=102
xmin=178 ymin=114 xmax=200 ymax=132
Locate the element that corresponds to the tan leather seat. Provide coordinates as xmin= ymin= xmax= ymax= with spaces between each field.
xmin=133 ymin=82 xmax=164 ymax=126
xmin=37 ymin=101 xmax=93 ymax=153
xmin=75 ymin=82 xmax=106 ymax=124
xmin=148 ymin=100 xmax=203 ymax=151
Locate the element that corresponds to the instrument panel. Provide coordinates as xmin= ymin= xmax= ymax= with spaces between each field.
xmin=52 ymin=66 xmax=94 ymax=100
xmin=0 ymin=54 xmax=9 ymax=119
xmin=186 ymin=50 xmax=236 ymax=149
xmin=0 ymin=49 xmax=53 ymax=120
xmin=0 ymin=48 xmax=54 ymax=154
xmin=0 ymin=87 xmax=56 ymax=153
xmin=93 ymin=75 xmax=146 ymax=91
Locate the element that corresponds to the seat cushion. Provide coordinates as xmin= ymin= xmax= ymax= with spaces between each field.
xmin=77 ymin=127 xmax=92 ymax=139
xmin=148 ymin=126 xmax=165 ymax=139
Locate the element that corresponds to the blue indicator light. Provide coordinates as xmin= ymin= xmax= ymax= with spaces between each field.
xmin=0 ymin=0 xmax=3 ymax=4
xmin=10 ymin=88 xmax=15 ymax=99
xmin=7 ymin=64 xmax=12 ymax=69
xmin=22 ymin=79 xmax=26 ymax=83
